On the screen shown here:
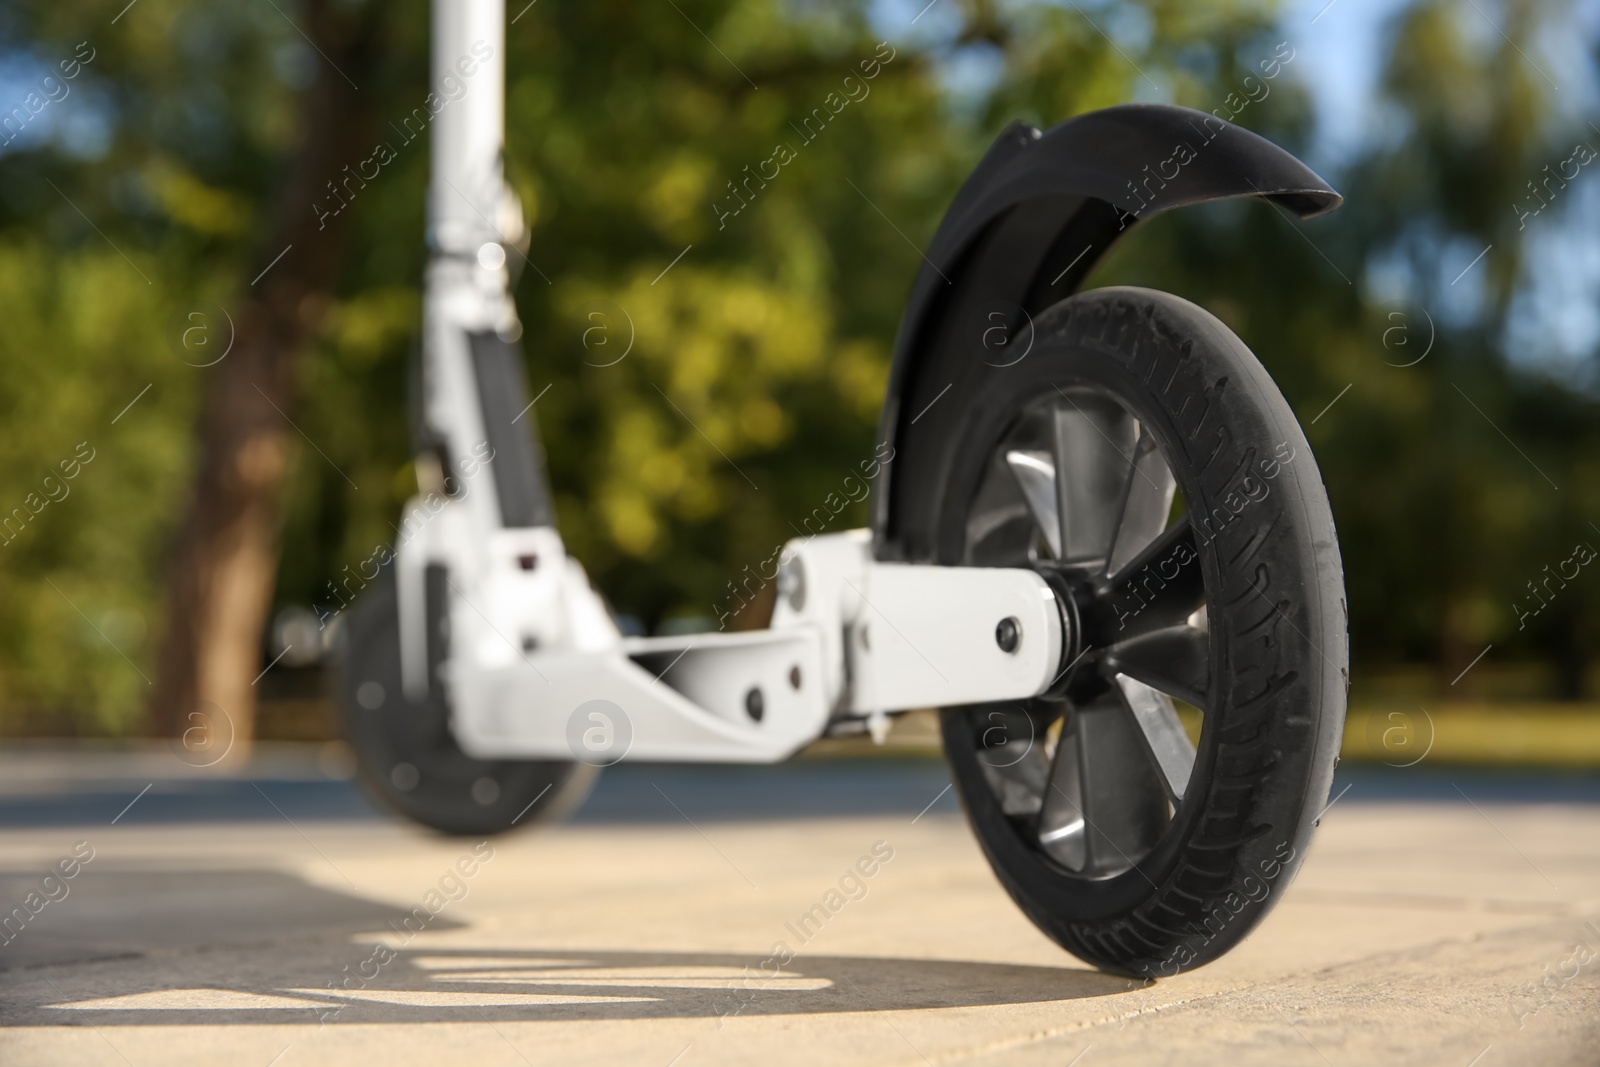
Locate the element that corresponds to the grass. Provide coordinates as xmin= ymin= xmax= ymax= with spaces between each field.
xmin=806 ymin=704 xmax=1600 ymax=769
xmin=1341 ymin=704 xmax=1600 ymax=767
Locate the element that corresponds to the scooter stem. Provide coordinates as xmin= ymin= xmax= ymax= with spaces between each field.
xmin=401 ymin=0 xmax=562 ymax=700
xmin=428 ymin=0 xmax=514 ymax=261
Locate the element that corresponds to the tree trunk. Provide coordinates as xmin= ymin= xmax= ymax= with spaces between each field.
xmin=150 ymin=2 xmax=380 ymax=761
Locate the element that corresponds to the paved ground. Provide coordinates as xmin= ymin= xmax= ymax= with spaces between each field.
xmin=0 ymin=748 xmax=1598 ymax=1066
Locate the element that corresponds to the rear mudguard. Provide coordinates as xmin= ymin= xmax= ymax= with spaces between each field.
xmin=871 ymin=103 xmax=1341 ymax=562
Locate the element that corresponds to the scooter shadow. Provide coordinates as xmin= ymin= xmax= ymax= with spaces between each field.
xmin=1 ymin=865 xmax=1136 ymax=1027
xmin=20 ymin=945 xmax=1136 ymax=1027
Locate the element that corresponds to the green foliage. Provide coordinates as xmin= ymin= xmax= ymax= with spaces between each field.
xmin=0 ymin=242 xmax=194 ymax=729
xmin=1 ymin=0 xmax=1596 ymax=731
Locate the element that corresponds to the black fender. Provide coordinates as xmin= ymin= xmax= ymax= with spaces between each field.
xmin=871 ymin=103 xmax=1341 ymax=561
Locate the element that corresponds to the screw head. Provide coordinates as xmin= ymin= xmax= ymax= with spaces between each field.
xmin=745 ymin=686 xmax=765 ymax=722
xmin=390 ymin=762 xmax=420 ymax=792
xmin=995 ymin=616 xmax=1021 ymax=653
xmin=777 ymin=558 xmax=806 ymax=611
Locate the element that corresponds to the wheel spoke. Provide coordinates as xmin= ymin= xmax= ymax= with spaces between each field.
xmin=1097 ymin=519 xmax=1205 ymax=640
xmin=969 ymin=387 xmax=1215 ymax=882
xmin=1050 ymin=399 xmax=1139 ymax=563
xmin=967 ymin=450 xmax=1040 ymax=564
xmin=1112 ymin=673 xmax=1196 ymax=802
xmin=974 ymin=705 xmax=1051 ymax=817
xmin=1036 ymin=717 xmax=1086 ymax=869
xmin=1105 ymin=625 xmax=1210 ymax=709
xmin=1106 ymin=427 xmax=1176 ymax=577
xmin=1004 ymin=450 xmax=1062 ymax=558
xmin=1039 ymin=693 xmax=1169 ymax=875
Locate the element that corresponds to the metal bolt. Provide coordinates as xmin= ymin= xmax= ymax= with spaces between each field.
xmin=777 ymin=558 xmax=806 ymax=611
xmin=471 ymin=776 xmax=500 ymax=806
xmin=995 ymin=616 xmax=1021 ymax=653
xmin=390 ymin=762 xmax=420 ymax=792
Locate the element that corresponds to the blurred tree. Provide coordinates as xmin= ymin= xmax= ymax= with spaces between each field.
xmin=145 ymin=0 xmax=389 ymax=754
xmin=986 ymin=0 xmax=1599 ymax=695
xmin=0 ymin=0 xmax=1595 ymax=739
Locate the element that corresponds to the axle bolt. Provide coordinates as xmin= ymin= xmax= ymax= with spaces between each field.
xmin=995 ymin=616 xmax=1021 ymax=653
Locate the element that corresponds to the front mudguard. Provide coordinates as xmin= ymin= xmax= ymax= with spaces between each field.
xmin=872 ymin=103 xmax=1341 ymax=562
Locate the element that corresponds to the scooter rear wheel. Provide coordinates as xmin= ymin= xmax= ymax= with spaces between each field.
xmin=930 ymin=287 xmax=1347 ymax=977
xmin=332 ymin=569 xmax=596 ymax=836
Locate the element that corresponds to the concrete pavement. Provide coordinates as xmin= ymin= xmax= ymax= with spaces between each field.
xmin=0 ymin=751 xmax=1597 ymax=1065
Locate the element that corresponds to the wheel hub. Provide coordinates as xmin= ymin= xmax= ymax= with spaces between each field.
xmin=961 ymin=386 xmax=1210 ymax=878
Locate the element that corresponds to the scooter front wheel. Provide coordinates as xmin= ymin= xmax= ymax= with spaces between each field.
xmin=929 ymin=287 xmax=1347 ymax=977
xmin=332 ymin=569 xmax=596 ymax=836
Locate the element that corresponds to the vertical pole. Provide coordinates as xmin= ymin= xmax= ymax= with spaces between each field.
xmin=403 ymin=0 xmax=520 ymax=698
xmin=428 ymin=0 xmax=508 ymax=259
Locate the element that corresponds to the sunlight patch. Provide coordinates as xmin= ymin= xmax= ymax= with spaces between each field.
xmin=47 ymin=989 xmax=327 ymax=1011
xmin=434 ymin=967 xmax=833 ymax=990
xmin=291 ymin=988 xmax=655 ymax=1007
xmin=406 ymin=955 xmax=604 ymax=971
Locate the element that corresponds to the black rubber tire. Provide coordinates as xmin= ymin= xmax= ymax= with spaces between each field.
xmin=331 ymin=568 xmax=596 ymax=836
xmin=928 ymin=287 xmax=1348 ymax=977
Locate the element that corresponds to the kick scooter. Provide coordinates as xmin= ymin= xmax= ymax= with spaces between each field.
xmin=334 ymin=0 xmax=1349 ymax=978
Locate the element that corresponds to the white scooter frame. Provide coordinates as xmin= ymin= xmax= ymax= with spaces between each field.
xmin=398 ymin=0 xmax=1072 ymax=765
